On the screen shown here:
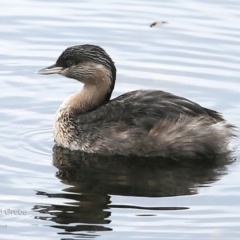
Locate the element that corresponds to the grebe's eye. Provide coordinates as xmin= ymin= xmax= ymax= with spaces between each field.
xmin=68 ymin=60 xmax=74 ymax=67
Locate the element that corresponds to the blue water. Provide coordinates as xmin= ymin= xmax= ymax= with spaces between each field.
xmin=1 ymin=0 xmax=240 ymax=239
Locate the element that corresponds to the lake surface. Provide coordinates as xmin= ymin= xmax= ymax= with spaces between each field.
xmin=1 ymin=0 xmax=240 ymax=239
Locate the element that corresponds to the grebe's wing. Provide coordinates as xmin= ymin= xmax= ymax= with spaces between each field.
xmin=77 ymin=90 xmax=223 ymax=131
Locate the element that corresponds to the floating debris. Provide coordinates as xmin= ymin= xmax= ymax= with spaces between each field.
xmin=150 ymin=22 xmax=157 ymax=27
xmin=150 ymin=21 xmax=168 ymax=27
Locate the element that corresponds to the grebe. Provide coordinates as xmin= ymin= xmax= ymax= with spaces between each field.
xmin=37 ymin=44 xmax=236 ymax=158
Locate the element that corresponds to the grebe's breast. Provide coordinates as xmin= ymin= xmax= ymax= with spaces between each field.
xmin=53 ymin=97 xmax=78 ymax=150
xmin=54 ymin=103 xmax=69 ymax=147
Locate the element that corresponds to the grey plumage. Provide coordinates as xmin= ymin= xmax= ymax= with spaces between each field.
xmin=37 ymin=44 xmax=236 ymax=159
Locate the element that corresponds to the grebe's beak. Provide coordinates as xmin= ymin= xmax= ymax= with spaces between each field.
xmin=36 ymin=64 xmax=63 ymax=75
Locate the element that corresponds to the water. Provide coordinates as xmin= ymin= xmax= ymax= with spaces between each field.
xmin=1 ymin=0 xmax=240 ymax=239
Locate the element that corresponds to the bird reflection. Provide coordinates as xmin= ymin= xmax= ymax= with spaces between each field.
xmin=33 ymin=145 xmax=234 ymax=239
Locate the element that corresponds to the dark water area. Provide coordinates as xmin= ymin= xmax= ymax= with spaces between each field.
xmin=1 ymin=0 xmax=240 ymax=239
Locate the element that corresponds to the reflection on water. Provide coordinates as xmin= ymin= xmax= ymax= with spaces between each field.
xmin=33 ymin=146 xmax=234 ymax=237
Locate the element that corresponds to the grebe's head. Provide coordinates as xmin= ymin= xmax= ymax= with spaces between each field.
xmin=37 ymin=44 xmax=116 ymax=89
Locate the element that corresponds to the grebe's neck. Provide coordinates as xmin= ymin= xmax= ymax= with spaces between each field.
xmin=61 ymin=64 xmax=113 ymax=114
